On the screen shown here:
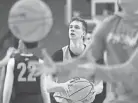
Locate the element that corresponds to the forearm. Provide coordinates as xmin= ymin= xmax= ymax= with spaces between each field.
xmin=54 ymin=62 xmax=72 ymax=78
xmin=47 ymin=82 xmax=65 ymax=93
xmin=0 ymin=56 xmax=9 ymax=67
xmin=3 ymin=80 xmax=13 ymax=103
xmin=93 ymin=15 xmax=121 ymax=38
xmin=40 ymin=74 xmax=51 ymax=103
xmin=94 ymin=80 xmax=103 ymax=94
xmin=43 ymin=75 xmax=65 ymax=93
xmin=3 ymin=58 xmax=15 ymax=103
xmin=89 ymin=15 xmax=121 ymax=60
xmin=95 ymin=64 xmax=124 ymax=82
xmin=0 ymin=67 xmax=6 ymax=103
xmin=41 ymin=90 xmax=51 ymax=103
xmin=3 ymin=89 xmax=12 ymax=103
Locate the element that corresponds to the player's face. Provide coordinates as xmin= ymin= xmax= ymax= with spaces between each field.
xmin=69 ymin=21 xmax=85 ymax=40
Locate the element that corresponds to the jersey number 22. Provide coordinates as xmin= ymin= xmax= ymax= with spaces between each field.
xmin=17 ymin=62 xmax=36 ymax=82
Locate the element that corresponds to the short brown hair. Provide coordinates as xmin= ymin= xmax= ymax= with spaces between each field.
xmin=70 ymin=17 xmax=88 ymax=34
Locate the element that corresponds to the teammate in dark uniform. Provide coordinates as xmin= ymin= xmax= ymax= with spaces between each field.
xmin=3 ymin=40 xmax=50 ymax=103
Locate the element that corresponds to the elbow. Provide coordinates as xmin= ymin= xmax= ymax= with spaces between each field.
xmin=94 ymin=83 xmax=103 ymax=94
xmin=96 ymin=86 xmax=103 ymax=94
xmin=95 ymin=86 xmax=103 ymax=94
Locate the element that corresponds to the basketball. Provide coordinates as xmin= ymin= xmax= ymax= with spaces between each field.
xmin=8 ymin=0 xmax=53 ymax=42
xmin=67 ymin=78 xmax=95 ymax=103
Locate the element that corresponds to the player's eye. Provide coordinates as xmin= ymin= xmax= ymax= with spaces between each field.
xmin=74 ymin=25 xmax=80 ymax=29
xmin=69 ymin=25 xmax=73 ymax=29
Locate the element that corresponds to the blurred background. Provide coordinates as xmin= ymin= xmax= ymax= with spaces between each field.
xmin=0 ymin=0 xmax=119 ymax=58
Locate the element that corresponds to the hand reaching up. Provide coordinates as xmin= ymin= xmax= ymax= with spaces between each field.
xmin=6 ymin=47 xmax=16 ymax=58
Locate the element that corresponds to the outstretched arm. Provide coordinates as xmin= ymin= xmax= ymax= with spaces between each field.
xmin=78 ymin=60 xmax=134 ymax=83
xmin=0 ymin=47 xmax=15 ymax=68
xmin=30 ymin=15 xmax=122 ymax=78
xmin=45 ymin=75 xmax=68 ymax=93
xmin=84 ymin=15 xmax=121 ymax=60
xmin=3 ymin=58 xmax=15 ymax=103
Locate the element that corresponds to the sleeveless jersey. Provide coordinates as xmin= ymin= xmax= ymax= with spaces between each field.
xmin=13 ymin=53 xmax=41 ymax=95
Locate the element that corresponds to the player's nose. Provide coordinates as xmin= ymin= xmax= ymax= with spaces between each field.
xmin=71 ymin=29 xmax=75 ymax=33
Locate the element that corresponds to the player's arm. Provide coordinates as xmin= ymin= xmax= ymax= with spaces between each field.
xmin=45 ymin=75 xmax=68 ymax=93
xmin=89 ymin=15 xmax=121 ymax=59
xmin=40 ymin=74 xmax=51 ymax=103
xmin=0 ymin=66 xmax=6 ymax=103
xmin=95 ymin=47 xmax=138 ymax=82
xmin=3 ymin=58 xmax=15 ymax=103
xmin=94 ymin=80 xmax=103 ymax=94
xmin=82 ymin=61 xmax=131 ymax=83
xmin=38 ymin=59 xmax=67 ymax=93
xmin=0 ymin=47 xmax=15 ymax=67
xmin=39 ymin=59 xmax=51 ymax=103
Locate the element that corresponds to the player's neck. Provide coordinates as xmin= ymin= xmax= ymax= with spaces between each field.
xmin=69 ymin=39 xmax=85 ymax=55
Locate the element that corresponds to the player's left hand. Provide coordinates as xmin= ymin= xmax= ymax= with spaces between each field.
xmin=53 ymin=92 xmax=71 ymax=103
xmin=6 ymin=47 xmax=16 ymax=58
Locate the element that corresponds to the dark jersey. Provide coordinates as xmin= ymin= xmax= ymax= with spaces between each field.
xmin=13 ymin=53 xmax=41 ymax=95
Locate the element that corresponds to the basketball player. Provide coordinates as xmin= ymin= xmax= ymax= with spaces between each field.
xmin=51 ymin=17 xmax=88 ymax=82
xmin=50 ymin=17 xmax=103 ymax=103
xmin=31 ymin=17 xmax=104 ymax=103
xmin=3 ymin=40 xmax=50 ymax=103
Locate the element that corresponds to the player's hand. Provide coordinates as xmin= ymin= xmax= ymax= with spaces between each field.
xmin=6 ymin=47 xmax=16 ymax=58
xmin=53 ymin=82 xmax=73 ymax=103
xmin=60 ymin=80 xmax=72 ymax=94
xmin=53 ymin=92 xmax=71 ymax=103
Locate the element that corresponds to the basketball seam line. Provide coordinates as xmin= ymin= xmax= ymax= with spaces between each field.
xmin=9 ymin=17 xmax=52 ymax=24
xmin=77 ymin=86 xmax=94 ymax=102
xmin=19 ymin=5 xmax=46 ymax=14
xmin=72 ymin=81 xmax=90 ymax=84
xmin=69 ymin=84 xmax=92 ymax=97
